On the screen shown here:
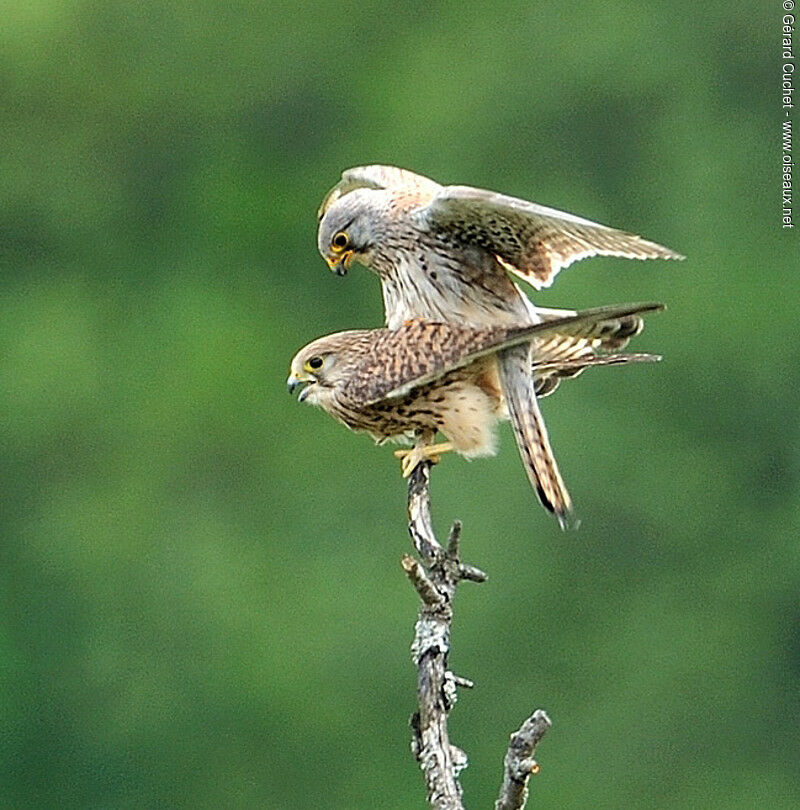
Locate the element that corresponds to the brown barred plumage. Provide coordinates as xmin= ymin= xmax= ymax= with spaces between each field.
xmin=288 ymin=307 xmax=662 ymax=523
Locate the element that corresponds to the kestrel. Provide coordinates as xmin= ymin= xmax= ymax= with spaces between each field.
xmin=287 ymin=304 xmax=663 ymax=505
xmin=316 ymin=165 xmax=682 ymax=527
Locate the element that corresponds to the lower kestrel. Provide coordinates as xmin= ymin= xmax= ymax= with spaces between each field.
xmin=287 ymin=303 xmax=662 ymax=510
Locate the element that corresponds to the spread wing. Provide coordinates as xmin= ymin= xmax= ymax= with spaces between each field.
xmin=532 ymin=304 xmax=641 ymax=355
xmin=423 ymin=185 xmax=685 ymax=289
xmin=317 ymin=164 xmax=442 ymax=220
xmin=532 ymin=301 xmax=655 ymax=357
xmin=345 ymin=303 xmax=663 ymax=405
xmin=534 ymin=351 xmax=662 ymax=375
xmin=530 ymin=304 xmax=663 ymax=395
xmin=534 ymin=352 xmax=662 ymax=397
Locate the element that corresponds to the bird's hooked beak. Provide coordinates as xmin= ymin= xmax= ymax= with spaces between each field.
xmin=325 ymin=250 xmax=355 ymax=276
xmin=287 ymin=372 xmax=313 ymax=403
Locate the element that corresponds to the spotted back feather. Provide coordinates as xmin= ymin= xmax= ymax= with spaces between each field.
xmin=343 ymin=303 xmax=662 ymax=406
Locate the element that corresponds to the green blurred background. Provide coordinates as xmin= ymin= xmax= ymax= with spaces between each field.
xmin=1 ymin=1 xmax=797 ymax=807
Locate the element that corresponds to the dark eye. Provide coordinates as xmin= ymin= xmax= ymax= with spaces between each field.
xmin=307 ymin=356 xmax=324 ymax=370
xmin=332 ymin=231 xmax=349 ymax=250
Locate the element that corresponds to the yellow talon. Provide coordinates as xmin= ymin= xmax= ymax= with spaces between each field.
xmin=394 ymin=443 xmax=455 ymax=477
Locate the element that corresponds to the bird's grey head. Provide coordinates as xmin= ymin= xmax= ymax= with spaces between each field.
xmin=317 ymin=188 xmax=389 ymax=276
xmin=287 ymin=331 xmax=371 ymax=407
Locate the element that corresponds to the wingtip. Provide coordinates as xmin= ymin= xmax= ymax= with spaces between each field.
xmin=620 ymin=301 xmax=666 ymax=315
xmin=632 ymin=234 xmax=686 ymax=263
xmin=556 ymin=510 xmax=581 ymax=532
xmin=650 ymin=245 xmax=685 ymax=262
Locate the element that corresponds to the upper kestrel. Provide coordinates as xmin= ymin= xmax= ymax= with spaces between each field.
xmin=317 ymin=164 xmax=683 ymax=326
xmin=316 ymin=165 xmax=682 ymax=527
xmin=287 ymin=304 xmax=663 ymax=503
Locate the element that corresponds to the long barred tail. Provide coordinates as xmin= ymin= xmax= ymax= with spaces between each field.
xmin=499 ymin=345 xmax=575 ymax=530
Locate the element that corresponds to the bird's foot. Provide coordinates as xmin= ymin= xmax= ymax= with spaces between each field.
xmin=394 ymin=442 xmax=454 ymax=477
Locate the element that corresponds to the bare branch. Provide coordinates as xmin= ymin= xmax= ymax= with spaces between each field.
xmin=404 ymin=460 xmax=551 ymax=809
xmin=494 ymin=710 xmax=552 ymax=810
xmin=406 ymin=462 xmax=473 ymax=809
xmin=407 ymin=461 xmax=443 ymax=564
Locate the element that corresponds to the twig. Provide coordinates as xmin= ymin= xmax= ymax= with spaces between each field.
xmin=494 ymin=710 xmax=553 ymax=810
xmin=403 ymin=461 xmax=551 ymax=809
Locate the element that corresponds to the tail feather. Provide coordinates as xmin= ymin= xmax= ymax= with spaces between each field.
xmin=499 ymin=345 xmax=575 ymax=530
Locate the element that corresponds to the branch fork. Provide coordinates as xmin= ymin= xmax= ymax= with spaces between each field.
xmin=403 ymin=461 xmax=551 ymax=809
